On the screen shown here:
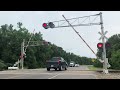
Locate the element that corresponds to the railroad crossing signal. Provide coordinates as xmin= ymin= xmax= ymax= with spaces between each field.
xmin=105 ymin=42 xmax=110 ymax=48
xmin=97 ymin=43 xmax=103 ymax=49
xmin=48 ymin=22 xmax=55 ymax=28
xmin=42 ymin=40 xmax=50 ymax=45
xmin=42 ymin=23 xmax=49 ymax=29
xmin=98 ymin=31 xmax=108 ymax=40
xmin=97 ymin=42 xmax=110 ymax=49
xmin=42 ymin=22 xmax=55 ymax=29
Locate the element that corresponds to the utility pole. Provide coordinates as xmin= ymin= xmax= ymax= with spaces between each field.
xmin=99 ymin=12 xmax=108 ymax=74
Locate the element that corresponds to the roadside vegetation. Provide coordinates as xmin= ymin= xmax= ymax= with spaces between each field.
xmin=1 ymin=22 xmax=119 ymax=70
xmin=0 ymin=22 xmax=93 ymax=70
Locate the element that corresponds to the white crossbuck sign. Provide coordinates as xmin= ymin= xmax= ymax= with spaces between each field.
xmin=98 ymin=31 xmax=108 ymax=40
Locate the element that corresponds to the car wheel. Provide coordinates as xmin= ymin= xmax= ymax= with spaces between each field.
xmin=55 ymin=68 xmax=57 ymax=71
xmin=65 ymin=66 xmax=67 ymax=70
xmin=59 ymin=66 xmax=62 ymax=71
xmin=47 ymin=68 xmax=50 ymax=71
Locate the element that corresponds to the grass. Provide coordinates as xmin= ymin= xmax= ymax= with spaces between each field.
xmin=88 ymin=65 xmax=102 ymax=71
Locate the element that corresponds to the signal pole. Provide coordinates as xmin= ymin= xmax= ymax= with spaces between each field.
xmin=99 ymin=12 xmax=108 ymax=74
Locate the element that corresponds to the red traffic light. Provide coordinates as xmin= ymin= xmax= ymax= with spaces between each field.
xmin=42 ymin=23 xmax=49 ymax=29
xmin=97 ymin=43 xmax=103 ymax=49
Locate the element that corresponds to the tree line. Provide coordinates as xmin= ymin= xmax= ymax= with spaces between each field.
xmin=0 ymin=22 xmax=93 ymax=70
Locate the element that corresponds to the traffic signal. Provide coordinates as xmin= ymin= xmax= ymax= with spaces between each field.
xmin=105 ymin=42 xmax=111 ymax=48
xmin=42 ymin=40 xmax=50 ymax=45
xmin=42 ymin=23 xmax=49 ymax=29
xmin=97 ymin=42 xmax=111 ymax=49
xmin=42 ymin=22 xmax=55 ymax=29
xmin=48 ymin=22 xmax=55 ymax=28
xmin=97 ymin=43 xmax=103 ymax=49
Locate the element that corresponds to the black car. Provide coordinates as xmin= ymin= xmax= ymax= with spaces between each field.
xmin=46 ymin=57 xmax=68 ymax=71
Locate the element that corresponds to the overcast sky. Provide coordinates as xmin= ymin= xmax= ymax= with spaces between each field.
xmin=0 ymin=11 xmax=120 ymax=58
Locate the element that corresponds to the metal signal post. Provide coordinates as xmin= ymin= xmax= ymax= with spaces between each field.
xmin=99 ymin=12 xmax=108 ymax=74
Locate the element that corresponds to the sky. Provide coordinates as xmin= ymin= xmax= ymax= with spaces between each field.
xmin=0 ymin=11 xmax=120 ymax=58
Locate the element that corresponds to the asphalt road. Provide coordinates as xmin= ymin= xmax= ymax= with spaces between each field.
xmin=0 ymin=65 xmax=97 ymax=79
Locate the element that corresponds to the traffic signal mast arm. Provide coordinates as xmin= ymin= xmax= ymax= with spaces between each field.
xmin=45 ymin=13 xmax=100 ymax=28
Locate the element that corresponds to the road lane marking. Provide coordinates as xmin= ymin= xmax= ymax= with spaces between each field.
xmin=5 ymin=74 xmax=97 ymax=79
xmin=48 ymin=74 xmax=97 ymax=79
xmin=0 ymin=73 xmax=98 ymax=79
xmin=48 ymin=73 xmax=61 ymax=79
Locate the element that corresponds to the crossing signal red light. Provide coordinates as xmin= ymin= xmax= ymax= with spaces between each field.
xmin=42 ymin=23 xmax=49 ymax=29
xmin=105 ymin=42 xmax=111 ymax=48
xmin=97 ymin=42 xmax=111 ymax=50
xmin=97 ymin=43 xmax=103 ymax=49
xmin=42 ymin=22 xmax=55 ymax=29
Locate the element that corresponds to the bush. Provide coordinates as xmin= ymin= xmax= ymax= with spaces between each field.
xmin=109 ymin=50 xmax=120 ymax=70
xmin=93 ymin=59 xmax=103 ymax=68
xmin=0 ymin=60 xmax=7 ymax=71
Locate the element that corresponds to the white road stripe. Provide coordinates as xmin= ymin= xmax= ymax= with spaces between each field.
xmin=48 ymin=73 xmax=61 ymax=79
xmin=1 ymin=73 xmax=97 ymax=79
xmin=0 ymin=70 xmax=98 ymax=79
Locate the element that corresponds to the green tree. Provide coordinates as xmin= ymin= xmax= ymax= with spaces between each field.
xmin=95 ymin=34 xmax=120 ymax=69
xmin=0 ymin=22 xmax=94 ymax=70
